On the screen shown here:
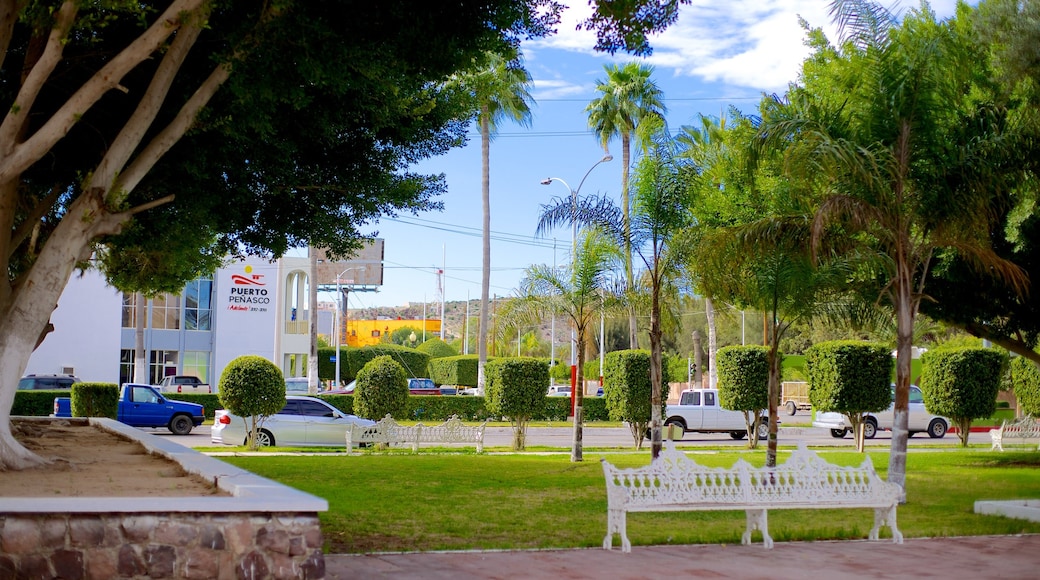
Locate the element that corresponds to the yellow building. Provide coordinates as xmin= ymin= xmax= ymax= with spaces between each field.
xmin=341 ymin=318 xmax=442 ymax=347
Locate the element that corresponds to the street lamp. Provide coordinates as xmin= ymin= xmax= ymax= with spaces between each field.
xmin=540 ymin=154 xmax=613 ymax=368
xmin=334 ymin=267 xmax=360 ymax=388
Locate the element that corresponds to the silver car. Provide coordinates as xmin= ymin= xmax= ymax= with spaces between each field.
xmin=813 ymin=385 xmax=948 ymax=439
xmin=211 ymin=395 xmax=375 ymax=447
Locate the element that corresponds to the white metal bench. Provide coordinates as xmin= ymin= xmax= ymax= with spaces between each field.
xmin=989 ymin=416 xmax=1040 ymax=451
xmin=601 ymin=441 xmax=903 ymax=551
xmin=346 ymin=414 xmax=486 ymax=452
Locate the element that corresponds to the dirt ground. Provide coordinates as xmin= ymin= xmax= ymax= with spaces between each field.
xmin=1 ymin=419 xmax=224 ymax=497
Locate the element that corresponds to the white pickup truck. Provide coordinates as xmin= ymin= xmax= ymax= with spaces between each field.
xmin=662 ymin=388 xmax=769 ymax=440
xmin=813 ymin=385 xmax=948 ymax=439
xmin=157 ymin=375 xmax=211 ymax=394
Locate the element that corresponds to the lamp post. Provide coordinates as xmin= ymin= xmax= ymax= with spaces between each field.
xmin=334 ymin=267 xmax=359 ymax=388
xmin=540 ymin=154 xmax=613 ymax=368
xmin=540 ymin=154 xmax=613 ymax=413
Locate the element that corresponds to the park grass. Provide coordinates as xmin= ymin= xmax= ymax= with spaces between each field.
xmin=218 ymin=448 xmax=1040 ymax=554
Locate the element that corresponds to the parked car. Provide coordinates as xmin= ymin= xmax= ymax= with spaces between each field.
xmin=157 ymin=375 xmax=211 ymax=394
xmin=285 ymin=377 xmax=310 ymax=394
xmin=322 ymin=379 xmax=355 ymax=396
xmin=210 ymin=395 xmax=375 ymax=447
xmin=407 ymin=378 xmax=440 ymax=395
xmin=812 ymin=385 xmax=948 ymax=439
xmin=659 ymin=388 xmax=769 ymax=440
xmin=53 ymin=383 xmax=205 ymax=435
xmin=18 ymin=374 xmax=80 ymax=390
xmin=547 ymin=385 xmax=571 ymax=397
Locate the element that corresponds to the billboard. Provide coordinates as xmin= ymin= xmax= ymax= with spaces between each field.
xmin=313 ymin=240 xmax=383 ymax=288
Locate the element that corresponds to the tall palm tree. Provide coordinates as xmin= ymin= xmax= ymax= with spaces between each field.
xmin=757 ymin=0 xmax=1027 ymax=491
xmin=586 ymin=62 xmax=666 ymax=349
xmin=521 ymin=229 xmax=619 ymax=462
xmin=541 ymin=131 xmax=693 ymax=459
xmin=456 ymin=51 xmax=534 ymax=392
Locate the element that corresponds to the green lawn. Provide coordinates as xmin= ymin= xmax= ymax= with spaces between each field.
xmin=219 ymin=448 xmax=1040 ymax=554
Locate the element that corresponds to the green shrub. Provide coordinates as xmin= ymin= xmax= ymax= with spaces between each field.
xmin=165 ymin=393 xmax=221 ymax=419
xmin=1010 ymin=356 xmax=1040 ymax=416
xmin=417 ymin=338 xmax=458 ymax=360
xmin=354 ymin=355 xmax=409 ymax=419
xmin=485 ymin=358 xmax=549 ymax=450
xmin=716 ymin=345 xmax=769 ymax=446
xmin=13 ymin=391 xmax=68 ymax=416
xmin=806 ymin=341 xmax=892 ymax=451
xmin=429 ymin=355 xmax=481 ymax=387
xmin=603 ymin=350 xmax=667 ymax=449
xmin=70 ymin=383 xmax=119 ymax=418
xmin=549 ymin=359 xmax=571 ymax=382
xmin=664 ymin=354 xmax=689 ymax=385
xmin=920 ymin=347 xmax=1006 ymax=446
xmin=218 ymin=355 xmax=286 ymax=449
xmin=318 ymin=344 xmax=432 ymax=383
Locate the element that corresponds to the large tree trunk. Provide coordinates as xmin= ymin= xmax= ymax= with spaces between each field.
xmin=0 ymin=192 xmax=121 ymax=469
xmin=477 ymin=111 xmax=491 ymax=392
xmin=888 ymin=257 xmax=917 ymax=501
xmin=705 ymin=298 xmax=718 ymax=388
xmin=571 ymin=325 xmax=586 ymax=462
xmin=622 ymin=133 xmax=638 ymax=349
xmin=649 ymin=286 xmax=663 ymax=459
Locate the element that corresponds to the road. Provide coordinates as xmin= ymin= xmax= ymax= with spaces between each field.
xmin=156 ymin=410 xmax=992 ymax=450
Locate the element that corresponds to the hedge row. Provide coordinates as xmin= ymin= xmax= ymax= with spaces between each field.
xmin=316 ymin=344 xmax=432 ymax=384
xmin=316 ymin=394 xmax=608 ymax=422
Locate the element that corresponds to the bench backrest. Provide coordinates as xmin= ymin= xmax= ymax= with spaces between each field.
xmin=603 ymin=442 xmax=899 ymax=507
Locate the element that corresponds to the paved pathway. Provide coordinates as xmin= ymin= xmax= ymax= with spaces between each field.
xmin=324 ymin=534 xmax=1040 ymax=579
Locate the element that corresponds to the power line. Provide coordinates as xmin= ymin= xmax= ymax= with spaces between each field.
xmin=384 ymin=216 xmax=561 ymax=250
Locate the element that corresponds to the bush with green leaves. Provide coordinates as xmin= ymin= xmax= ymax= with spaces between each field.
xmin=318 ymin=344 xmax=432 ymax=384
xmin=70 ymin=383 xmax=119 ymax=418
xmin=603 ymin=350 xmax=667 ymax=449
xmin=354 ymin=355 xmax=409 ymax=420
xmin=806 ymin=341 xmax=892 ymax=452
xmin=484 ymin=358 xmax=549 ymax=450
xmin=920 ymin=347 xmax=1007 ymax=447
xmin=1009 ymin=356 xmax=1040 ymax=416
xmin=716 ymin=346 xmax=769 ymax=448
xmin=417 ymin=338 xmax=458 ymax=360
xmin=218 ymin=355 xmax=286 ymax=449
xmin=429 ymin=354 xmax=481 ymax=387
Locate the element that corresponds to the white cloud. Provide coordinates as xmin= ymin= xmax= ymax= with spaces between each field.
xmin=526 ymin=0 xmax=969 ymax=93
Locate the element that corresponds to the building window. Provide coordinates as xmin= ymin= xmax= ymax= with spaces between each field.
xmin=120 ymin=349 xmax=134 ymax=384
xmin=121 ymin=294 xmax=138 ymax=329
xmin=371 ymin=330 xmax=380 ymax=338
xmin=149 ymin=350 xmax=178 ymax=384
xmin=151 ymin=294 xmax=181 ymax=330
xmin=184 ymin=278 xmax=213 ymax=331
xmin=182 ymin=351 xmax=210 ymax=384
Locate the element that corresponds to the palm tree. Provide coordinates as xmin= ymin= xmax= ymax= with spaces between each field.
xmin=521 ymin=230 xmax=619 ymax=462
xmin=756 ymin=0 xmax=1027 ymax=491
xmin=456 ymin=50 xmax=534 ymax=392
xmin=586 ymin=62 xmax=666 ymax=349
xmin=540 ymin=131 xmax=693 ymax=459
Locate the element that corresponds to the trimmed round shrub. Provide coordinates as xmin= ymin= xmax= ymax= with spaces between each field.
xmin=218 ymin=355 xmax=286 ymax=420
xmin=417 ymin=338 xmax=458 ymax=359
xmin=354 ymin=355 xmax=409 ymax=419
xmin=485 ymin=358 xmax=549 ymax=450
xmin=920 ymin=347 xmax=1006 ymax=446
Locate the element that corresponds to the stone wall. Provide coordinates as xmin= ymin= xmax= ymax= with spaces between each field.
xmin=0 ymin=511 xmax=324 ymax=579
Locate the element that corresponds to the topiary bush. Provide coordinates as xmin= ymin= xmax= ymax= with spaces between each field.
xmin=429 ymin=355 xmax=481 ymax=387
xmin=417 ymin=338 xmax=458 ymax=360
xmin=218 ymin=355 xmax=286 ymax=449
xmin=70 ymin=383 xmax=119 ymax=418
xmin=484 ymin=358 xmax=549 ymax=450
xmin=1010 ymin=356 xmax=1040 ymax=417
xmin=806 ymin=341 xmax=892 ymax=452
xmin=920 ymin=347 xmax=1007 ymax=447
xmin=354 ymin=355 xmax=409 ymax=420
xmin=716 ymin=346 xmax=769 ymax=448
xmin=603 ymin=350 xmax=667 ymax=449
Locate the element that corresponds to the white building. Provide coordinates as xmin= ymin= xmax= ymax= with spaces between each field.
xmin=24 ymin=255 xmax=329 ymax=387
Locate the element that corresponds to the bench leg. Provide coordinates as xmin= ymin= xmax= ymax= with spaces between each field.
xmin=872 ymin=506 xmax=903 ymax=544
xmin=603 ymin=509 xmax=630 ymax=552
xmin=744 ymin=509 xmax=772 ymax=549
xmin=990 ymin=431 xmax=1003 ymax=452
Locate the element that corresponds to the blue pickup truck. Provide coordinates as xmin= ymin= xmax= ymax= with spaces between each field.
xmin=53 ymin=383 xmax=205 ymax=435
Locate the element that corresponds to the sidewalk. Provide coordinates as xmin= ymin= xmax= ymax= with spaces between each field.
xmin=324 ymin=534 xmax=1040 ymax=579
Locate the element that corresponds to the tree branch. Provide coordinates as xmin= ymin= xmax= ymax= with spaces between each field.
xmin=0 ymin=0 xmax=205 ymax=184
xmin=91 ymin=7 xmax=208 ymax=195
xmin=0 ymin=0 xmax=26 ymax=71
xmin=7 ymin=185 xmax=62 ymax=259
xmin=960 ymin=321 xmax=1040 ymax=366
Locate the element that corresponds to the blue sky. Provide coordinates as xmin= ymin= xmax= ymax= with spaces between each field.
xmin=352 ymin=0 xmax=962 ymax=310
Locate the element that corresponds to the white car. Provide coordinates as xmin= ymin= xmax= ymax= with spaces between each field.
xmin=547 ymin=385 xmax=571 ymax=397
xmin=211 ymin=395 xmax=376 ymax=447
xmin=813 ymin=385 xmax=948 ymax=439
